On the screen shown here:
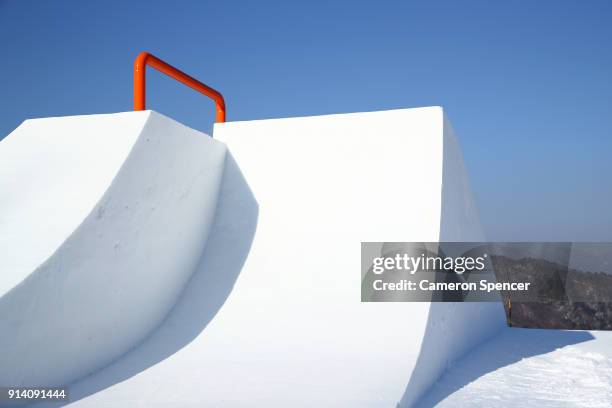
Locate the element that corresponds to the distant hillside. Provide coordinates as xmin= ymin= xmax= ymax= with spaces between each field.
xmin=491 ymin=255 xmax=612 ymax=330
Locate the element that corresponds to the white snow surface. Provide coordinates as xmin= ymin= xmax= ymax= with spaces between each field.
xmin=22 ymin=107 xmax=502 ymax=407
xmin=0 ymin=111 xmax=227 ymax=388
xmin=1 ymin=107 xmax=512 ymax=407
xmin=0 ymin=112 xmax=148 ymax=296
xmin=416 ymin=328 xmax=612 ymax=408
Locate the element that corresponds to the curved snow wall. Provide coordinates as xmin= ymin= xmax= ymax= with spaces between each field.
xmin=0 ymin=107 xmax=504 ymax=406
xmin=213 ymin=107 xmax=505 ymax=407
xmin=0 ymin=111 xmax=227 ymax=387
xmin=398 ymin=113 xmax=506 ymax=407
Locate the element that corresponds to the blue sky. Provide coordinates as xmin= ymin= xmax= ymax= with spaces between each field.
xmin=1 ymin=0 xmax=611 ymax=240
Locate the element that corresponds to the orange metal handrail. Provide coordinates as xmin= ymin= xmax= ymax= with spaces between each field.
xmin=134 ymin=52 xmax=226 ymax=123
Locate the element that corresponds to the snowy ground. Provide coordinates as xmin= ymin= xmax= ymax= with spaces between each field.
xmin=416 ymin=328 xmax=612 ymax=407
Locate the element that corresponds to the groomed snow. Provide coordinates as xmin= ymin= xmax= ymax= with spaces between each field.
xmin=22 ymin=107 xmax=503 ymax=407
xmin=2 ymin=107 xmax=511 ymax=407
xmin=0 ymin=112 xmax=149 ymax=296
xmin=416 ymin=328 xmax=612 ymax=407
xmin=0 ymin=111 xmax=227 ymax=388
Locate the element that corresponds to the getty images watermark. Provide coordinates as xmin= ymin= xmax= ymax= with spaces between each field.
xmin=361 ymin=242 xmax=612 ymax=302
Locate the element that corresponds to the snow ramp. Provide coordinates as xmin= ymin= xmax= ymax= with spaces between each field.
xmin=0 ymin=106 xmax=504 ymax=406
xmin=0 ymin=111 xmax=227 ymax=388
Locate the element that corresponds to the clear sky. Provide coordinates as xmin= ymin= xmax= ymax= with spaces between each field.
xmin=1 ymin=0 xmax=611 ymax=241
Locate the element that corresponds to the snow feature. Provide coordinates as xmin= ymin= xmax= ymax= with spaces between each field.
xmin=0 ymin=107 xmax=504 ymax=406
xmin=0 ymin=111 xmax=227 ymax=387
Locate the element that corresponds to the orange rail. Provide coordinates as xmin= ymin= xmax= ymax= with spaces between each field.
xmin=134 ymin=52 xmax=226 ymax=123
